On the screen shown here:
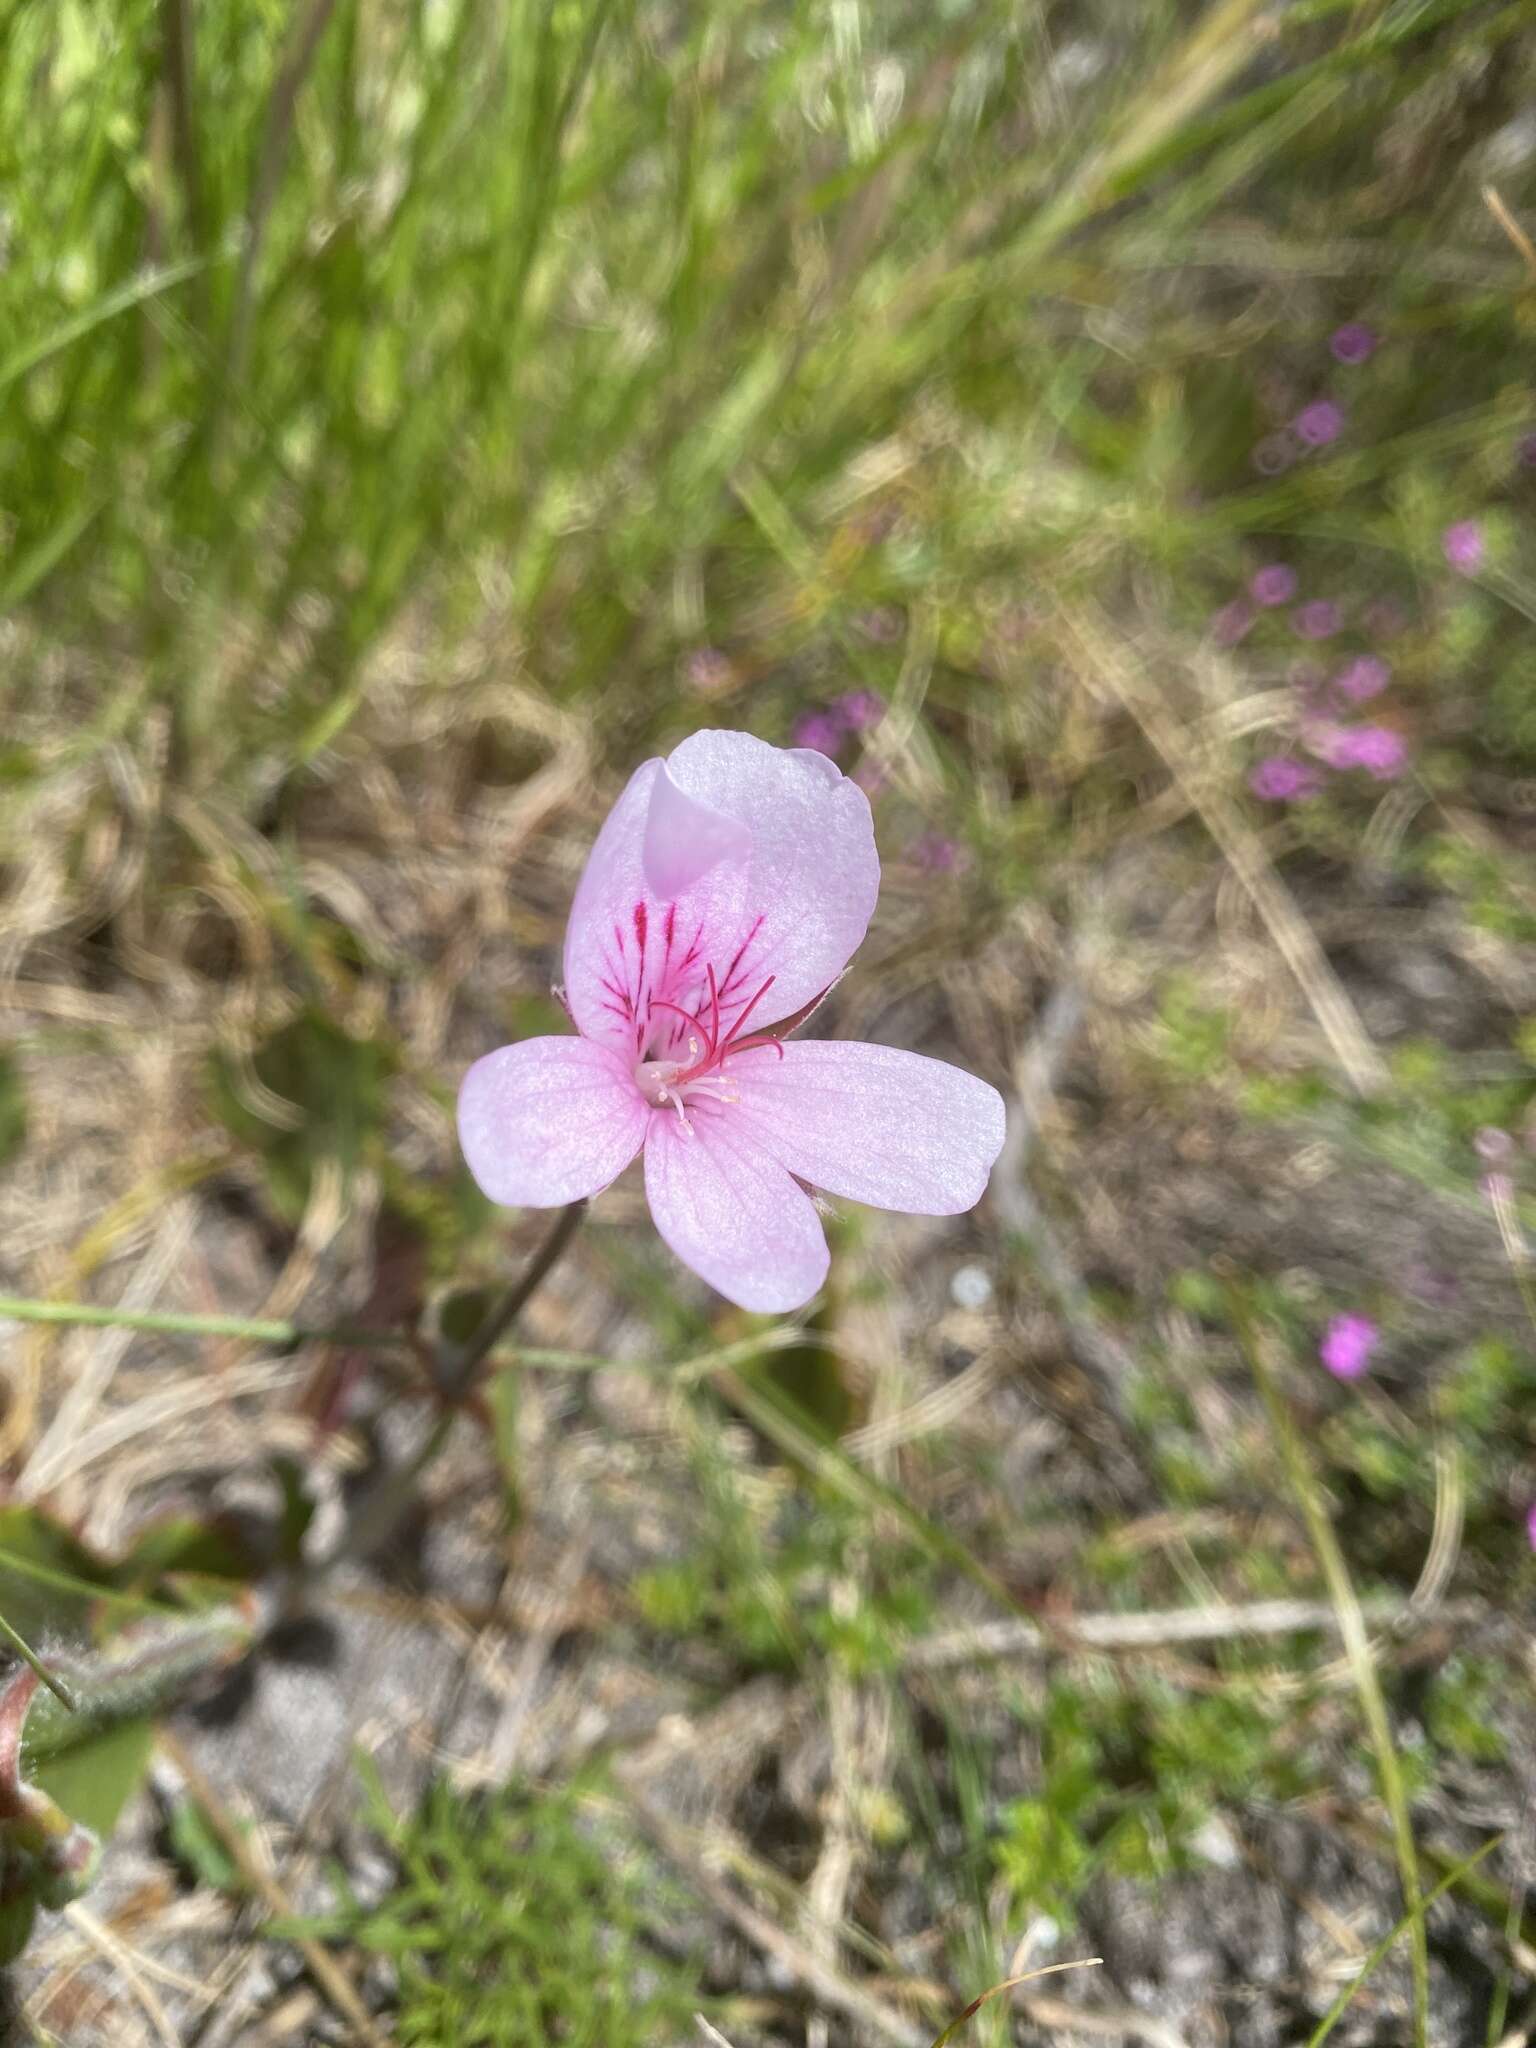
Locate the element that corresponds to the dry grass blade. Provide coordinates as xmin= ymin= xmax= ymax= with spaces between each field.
xmin=156 ymin=1731 xmax=390 ymax=2048
xmin=927 ymin=1960 xmax=1104 ymax=2047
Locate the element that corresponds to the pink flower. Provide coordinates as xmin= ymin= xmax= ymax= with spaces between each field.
xmin=832 ymin=689 xmax=886 ymax=732
xmin=1293 ymin=599 xmax=1341 ymax=640
xmin=1323 ymin=724 xmax=1407 ymax=779
xmin=1442 ymin=521 xmax=1484 ymax=574
xmin=457 ymin=732 xmax=1006 ymax=1312
xmin=1249 ymin=564 xmax=1298 ymax=607
xmin=1334 ymin=655 xmax=1391 ymax=702
xmin=1320 ymin=1312 xmax=1378 ymax=1380
xmin=1294 ymin=399 xmax=1345 ymax=448
xmin=791 ymin=710 xmax=845 ymax=757
xmin=1330 ymin=323 xmax=1377 ymax=365
xmin=1248 ymin=756 xmax=1319 ymax=802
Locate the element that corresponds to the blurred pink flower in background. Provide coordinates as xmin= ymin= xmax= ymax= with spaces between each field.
xmin=910 ymin=831 xmax=965 ymax=873
xmin=1321 ymin=1312 xmax=1378 ymax=1380
xmin=1442 ymin=520 xmax=1484 ymax=574
xmin=1249 ymin=564 xmax=1298 ymax=607
xmin=1212 ymin=598 xmax=1255 ymax=646
xmin=832 ymin=689 xmax=886 ymax=731
xmin=1329 ymin=322 xmax=1378 ymax=365
xmin=1294 ymin=399 xmax=1345 ymax=448
xmin=1322 ymin=725 xmax=1408 ymax=779
xmin=1293 ymin=600 xmax=1341 ymax=640
xmin=791 ymin=710 xmax=845 ymax=757
xmin=684 ymin=646 xmax=736 ymax=697
xmin=1527 ymin=1502 xmax=1536 ymax=1552
xmin=1474 ymin=1126 xmax=1514 ymax=1164
xmin=1248 ymin=756 xmax=1320 ymax=802
xmin=1334 ymin=655 xmax=1391 ymax=701
xmin=457 ymin=731 xmax=1005 ymax=1311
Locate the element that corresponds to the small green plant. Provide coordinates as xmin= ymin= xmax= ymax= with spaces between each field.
xmin=314 ymin=1766 xmax=709 ymax=2047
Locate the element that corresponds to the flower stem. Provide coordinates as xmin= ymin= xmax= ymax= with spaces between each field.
xmin=449 ymin=1199 xmax=588 ymax=1390
xmin=317 ymin=1200 xmax=587 ymax=1574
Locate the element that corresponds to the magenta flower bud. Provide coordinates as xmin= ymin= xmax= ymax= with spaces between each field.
xmin=1320 ymin=1312 xmax=1378 ymax=1380
xmin=1248 ymin=756 xmax=1319 ymax=802
xmin=1334 ymin=655 xmax=1391 ymax=702
xmin=831 ymin=689 xmax=886 ymax=732
xmin=1329 ymin=323 xmax=1378 ymax=365
xmin=1442 ymin=520 xmax=1484 ymax=574
xmin=1293 ymin=599 xmax=1341 ymax=641
xmin=791 ymin=711 xmax=846 ymax=757
xmin=1294 ymin=399 xmax=1345 ymax=448
xmin=1324 ymin=724 xmax=1408 ymax=779
xmin=1249 ymin=564 xmax=1298 ymax=607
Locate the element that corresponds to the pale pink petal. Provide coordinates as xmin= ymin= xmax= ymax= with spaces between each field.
xmin=642 ymin=760 xmax=752 ymax=898
xmin=562 ymin=757 xmax=664 ymax=1055
xmin=561 ymin=732 xmax=879 ymax=1057
xmin=458 ymin=1037 xmax=647 ymax=1207
xmin=724 ymin=1040 xmax=1005 ymax=1214
xmin=658 ymin=730 xmax=878 ymax=1030
xmin=643 ymin=1104 xmax=830 ymax=1312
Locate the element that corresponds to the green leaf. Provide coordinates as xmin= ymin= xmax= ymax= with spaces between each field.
xmin=28 ymin=1715 xmax=155 ymax=1840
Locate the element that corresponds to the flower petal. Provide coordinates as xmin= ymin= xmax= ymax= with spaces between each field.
xmin=642 ymin=759 xmax=752 ymax=898
xmin=561 ymin=732 xmax=879 ymax=1055
xmin=458 ymin=1037 xmax=647 ymax=1208
xmin=643 ymin=1104 xmax=829 ymax=1312
xmin=660 ymin=729 xmax=878 ymax=1030
xmin=724 ymin=1040 xmax=1006 ymax=1214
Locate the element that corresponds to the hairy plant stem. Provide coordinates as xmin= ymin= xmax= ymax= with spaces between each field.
xmin=314 ymin=1200 xmax=588 ymax=1577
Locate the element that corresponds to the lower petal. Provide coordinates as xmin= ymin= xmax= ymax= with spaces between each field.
xmin=458 ymin=1037 xmax=647 ymax=1208
xmin=726 ymin=1040 xmax=1005 ymax=1214
xmin=643 ymin=1106 xmax=829 ymax=1313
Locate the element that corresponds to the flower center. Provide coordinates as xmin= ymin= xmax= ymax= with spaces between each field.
xmin=631 ymin=964 xmax=784 ymax=1133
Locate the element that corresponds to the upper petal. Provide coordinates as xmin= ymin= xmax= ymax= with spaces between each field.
xmin=661 ymin=729 xmax=878 ymax=1029
xmin=561 ymin=732 xmax=879 ymax=1054
xmin=643 ymin=1103 xmax=830 ymax=1313
xmin=723 ymin=1039 xmax=1006 ymax=1215
xmin=458 ymin=1036 xmax=647 ymax=1208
